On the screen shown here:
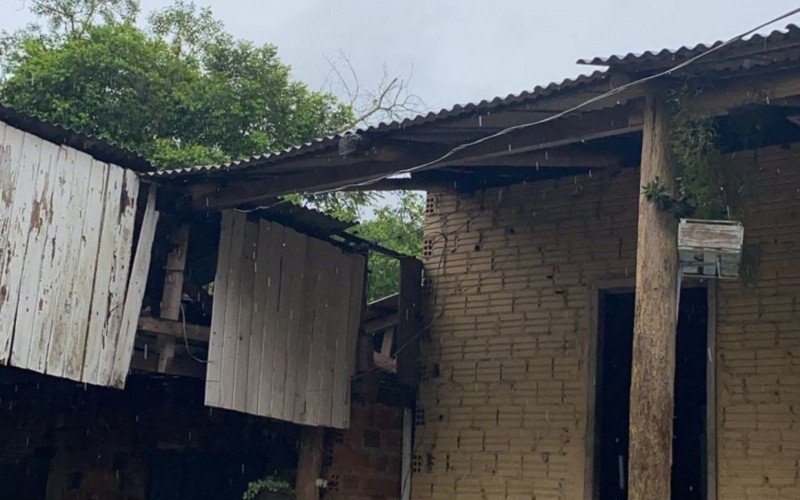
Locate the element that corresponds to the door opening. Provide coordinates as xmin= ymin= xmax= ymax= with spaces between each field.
xmin=594 ymin=287 xmax=708 ymax=499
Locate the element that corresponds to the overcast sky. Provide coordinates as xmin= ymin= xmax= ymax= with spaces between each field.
xmin=3 ymin=0 xmax=800 ymax=114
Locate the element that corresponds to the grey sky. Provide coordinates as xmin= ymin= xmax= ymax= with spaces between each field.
xmin=3 ymin=0 xmax=800 ymax=114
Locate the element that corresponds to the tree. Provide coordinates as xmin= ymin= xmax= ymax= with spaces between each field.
xmin=0 ymin=0 xmax=352 ymax=169
xmin=349 ymin=192 xmax=425 ymax=301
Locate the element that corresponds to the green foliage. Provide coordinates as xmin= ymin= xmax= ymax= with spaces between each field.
xmin=242 ymin=475 xmax=293 ymax=500
xmin=0 ymin=0 xmax=353 ymax=169
xmin=665 ymin=83 xmax=750 ymax=220
xmin=349 ymin=192 xmax=425 ymax=302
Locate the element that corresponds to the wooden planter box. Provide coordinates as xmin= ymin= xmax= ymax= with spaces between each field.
xmin=678 ymin=219 xmax=744 ymax=279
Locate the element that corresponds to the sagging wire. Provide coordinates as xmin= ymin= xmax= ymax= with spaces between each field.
xmin=180 ymin=302 xmax=208 ymax=364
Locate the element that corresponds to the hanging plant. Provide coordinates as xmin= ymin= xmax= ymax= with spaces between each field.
xmin=643 ymin=82 xmax=751 ymax=221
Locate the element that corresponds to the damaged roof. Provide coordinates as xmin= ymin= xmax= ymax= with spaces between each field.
xmin=0 ymin=103 xmax=153 ymax=173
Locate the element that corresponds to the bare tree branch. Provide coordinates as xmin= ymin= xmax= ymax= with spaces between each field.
xmin=323 ymin=51 xmax=426 ymax=132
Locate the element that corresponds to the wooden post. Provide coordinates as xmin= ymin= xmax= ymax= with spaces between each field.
xmin=157 ymin=223 xmax=190 ymax=373
xmin=396 ymin=258 xmax=423 ymax=387
xmin=627 ymin=89 xmax=679 ymax=499
xmin=296 ymin=426 xmax=325 ymax=500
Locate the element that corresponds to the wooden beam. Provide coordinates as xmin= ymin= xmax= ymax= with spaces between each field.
xmin=627 ymin=89 xmax=679 ymax=499
xmin=160 ymin=224 xmax=190 ymax=321
xmin=449 ymin=145 xmax=629 ymax=168
xmin=685 ymin=68 xmax=800 ymax=117
xmin=296 ymin=426 xmax=325 ymax=500
xmin=137 ymin=316 xmax=209 ymax=343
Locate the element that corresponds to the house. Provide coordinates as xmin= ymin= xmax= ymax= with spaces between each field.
xmin=4 ymin=21 xmax=800 ymax=500
xmin=149 ymin=23 xmax=800 ymax=499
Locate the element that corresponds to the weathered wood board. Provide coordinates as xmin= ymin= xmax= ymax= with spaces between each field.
xmin=205 ymin=211 xmax=366 ymax=428
xmin=0 ymin=122 xmax=156 ymax=388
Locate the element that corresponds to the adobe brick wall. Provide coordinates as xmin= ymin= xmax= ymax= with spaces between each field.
xmin=716 ymin=145 xmax=800 ymax=499
xmin=414 ymin=143 xmax=800 ymax=499
xmin=415 ymin=168 xmax=640 ymax=498
xmin=323 ymin=400 xmax=404 ymax=500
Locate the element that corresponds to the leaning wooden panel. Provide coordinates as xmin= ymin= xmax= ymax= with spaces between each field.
xmin=0 ymin=125 xmax=29 ymax=362
xmin=204 ymin=214 xmax=367 ymax=428
xmin=109 ymin=185 xmax=158 ymax=388
xmin=0 ymin=122 xmax=153 ymax=388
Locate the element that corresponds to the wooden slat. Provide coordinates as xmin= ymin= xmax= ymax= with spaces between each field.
xmin=276 ymin=228 xmax=309 ymax=419
xmin=0 ymin=125 xmax=29 ymax=362
xmin=218 ymin=210 xmax=247 ymax=408
xmin=83 ymin=162 xmax=124 ymax=383
xmin=340 ymin=254 xmax=366 ymax=427
xmin=205 ymin=210 xmax=234 ymax=405
xmin=45 ymin=148 xmax=92 ymax=377
xmin=293 ymin=238 xmax=325 ymax=423
xmin=247 ymin=220 xmax=275 ymax=414
xmin=63 ymin=159 xmax=109 ymax=380
xmin=10 ymin=138 xmax=59 ymax=368
xmin=97 ymin=168 xmax=139 ymax=384
xmin=256 ymin=222 xmax=286 ymax=417
xmin=232 ymin=219 xmax=258 ymax=410
xmin=109 ymin=185 xmax=158 ymax=388
xmin=28 ymin=146 xmax=74 ymax=372
xmin=301 ymin=239 xmax=331 ymax=425
xmin=330 ymin=253 xmax=356 ymax=427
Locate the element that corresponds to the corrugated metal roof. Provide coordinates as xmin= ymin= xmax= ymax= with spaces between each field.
xmin=146 ymin=71 xmax=611 ymax=179
xmin=0 ymin=103 xmax=153 ymax=173
xmin=577 ymin=23 xmax=800 ymax=67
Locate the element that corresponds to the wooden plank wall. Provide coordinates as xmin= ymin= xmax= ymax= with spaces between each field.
xmin=0 ymin=121 xmax=156 ymax=388
xmin=205 ymin=211 xmax=366 ymax=429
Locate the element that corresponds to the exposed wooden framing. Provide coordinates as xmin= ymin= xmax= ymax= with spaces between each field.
xmin=156 ymin=224 xmax=190 ymax=373
xmin=161 ymin=224 xmax=190 ymax=321
xmin=137 ymin=316 xmax=209 ymax=342
xmin=449 ymin=145 xmax=630 ymax=168
xmin=296 ymin=426 xmax=325 ymax=500
xmin=395 ymin=258 xmax=423 ymax=388
xmin=627 ymin=90 xmax=679 ymax=500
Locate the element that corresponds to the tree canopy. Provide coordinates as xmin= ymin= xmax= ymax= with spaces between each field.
xmin=1 ymin=1 xmax=352 ymax=169
xmin=0 ymin=0 xmax=425 ymax=299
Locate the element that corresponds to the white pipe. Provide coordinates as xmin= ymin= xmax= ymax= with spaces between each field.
xmin=401 ymin=407 xmax=413 ymax=500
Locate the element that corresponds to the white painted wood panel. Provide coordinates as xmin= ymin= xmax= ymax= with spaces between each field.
xmin=0 ymin=122 xmax=156 ymax=388
xmin=206 ymin=212 xmax=366 ymax=428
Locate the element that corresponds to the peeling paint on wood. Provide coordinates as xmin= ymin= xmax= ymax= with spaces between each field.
xmin=0 ymin=122 xmax=153 ymax=388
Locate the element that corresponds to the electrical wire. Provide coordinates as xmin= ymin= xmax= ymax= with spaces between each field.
xmin=306 ymin=5 xmax=800 ymax=196
xmin=180 ymin=302 xmax=209 ymax=364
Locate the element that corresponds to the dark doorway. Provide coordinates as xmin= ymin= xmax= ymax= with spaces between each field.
xmin=594 ymin=287 xmax=708 ymax=499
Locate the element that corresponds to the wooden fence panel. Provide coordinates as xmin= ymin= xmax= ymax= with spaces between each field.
xmin=206 ymin=213 xmax=366 ymax=428
xmin=0 ymin=122 xmax=156 ymax=388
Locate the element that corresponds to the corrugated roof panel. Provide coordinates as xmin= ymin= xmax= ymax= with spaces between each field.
xmin=147 ymin=71 xmax=611 ymax=179
xmin=0 ymin=103 xmax=153 ymax=173
xmin=577 ymin=23 xmax=800 ymax=66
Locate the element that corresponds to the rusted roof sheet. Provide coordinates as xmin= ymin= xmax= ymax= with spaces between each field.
xmin=146 ymin=71 xmax=611 ymax=180
xmin=577 ymin=23 xmax=800 ymax=67
xmin=0 ymin=103 xmax=153 ymax=173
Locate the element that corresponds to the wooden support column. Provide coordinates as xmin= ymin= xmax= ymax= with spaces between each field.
xmin=296 ymin=426 xmax=325 ymax=500
xmin=627 ymin=89 xmax=680 ymax=499
xmin=158 ymin=224 xmax=190 ymax=373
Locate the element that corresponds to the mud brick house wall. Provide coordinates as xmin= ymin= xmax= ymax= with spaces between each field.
xmin=413 ymin=143 xmax=800 ymax=499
